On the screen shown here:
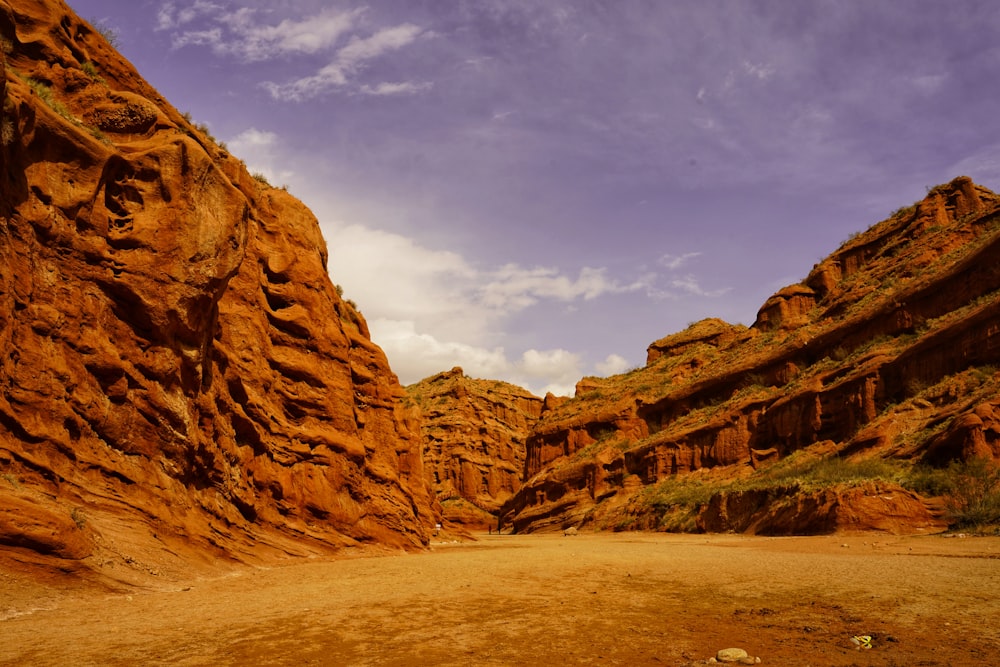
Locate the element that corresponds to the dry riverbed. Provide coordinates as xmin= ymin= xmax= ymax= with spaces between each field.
xmin=1 ymin=532 xmax=998 ymax=666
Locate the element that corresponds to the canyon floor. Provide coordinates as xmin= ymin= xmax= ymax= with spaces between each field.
xmin=1 ymin=532 xmax=998 ymax=666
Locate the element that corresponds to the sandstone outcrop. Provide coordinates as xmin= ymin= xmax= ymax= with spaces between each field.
xmin=0 ymin=0 xmax=435 ymax=578
xmin=406 ymin=367 xmax=542 ymax=528
xmin=502 ymin=176 xmax=1000 ymax=534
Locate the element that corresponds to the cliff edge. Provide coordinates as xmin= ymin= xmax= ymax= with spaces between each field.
xmin=0 ymin=0 xmax=435 ymax=580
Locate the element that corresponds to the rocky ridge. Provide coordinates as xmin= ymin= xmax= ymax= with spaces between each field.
xmin=501 ymin=176 xmax=1000 ymax=534
xmin=0 ymin=0 xmax=435 ymax=579
xmin=406 ymin=367 xmax=542 ymax=528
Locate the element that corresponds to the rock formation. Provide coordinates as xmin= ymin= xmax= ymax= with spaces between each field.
xmin=406 ymin=367 xmax=542 ymax=528
xmin=502 ymin=176 xmax=1000 ymax=535
xmin=0 ymin=0 xmax=435 ymax=578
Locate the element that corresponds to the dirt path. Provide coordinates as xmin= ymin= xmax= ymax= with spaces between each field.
xmin=2 ymin=533 xmax=998 ymax=666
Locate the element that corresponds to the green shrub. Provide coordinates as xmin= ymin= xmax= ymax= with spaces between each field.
xmin=81 ymin=61 xmax=104 ymax=83
xmin=639 ymin=478 xmax=717 ymax=531
xmin=735 ymin=453 xmax=904 ymax=493
xmin=943 ymin=457 xmax=1000 ymax=529
xmin=93 ymin=22 xmax=120 ymax=49
xmin=26 ymin=78 xmax=72 ymax=120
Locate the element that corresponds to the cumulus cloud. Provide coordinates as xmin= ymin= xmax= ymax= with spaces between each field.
xmin=314 ymin=212 xmax=727 ymax=392
xmin=227 ymin=127 xmax=294 ymax=186
xmin=369 ymin=319 xmax=510 ymax=381
xmin=323 ymin=222 xmax=645 ymax=342
xmin=324 ymin=224 xmax=478 ymax=334
xmin=595 ymin=353 xmax=630 ymax=376
xmin=317 ymin=220 xmax=642 ymax=395
xmin=369 ymin=319 xmax=582 ymax=396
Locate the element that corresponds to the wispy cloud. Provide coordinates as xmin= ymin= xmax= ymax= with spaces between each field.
xmin=222 ymin=7 xmax=363 ymax=61
xmin=264 ymin=23 xmax=427 ymax=100
xmin=359 ymin=81 xmax=433 ymax=96
xmin=742 ymin=60 xmax=775 ymax=80
xmin=479 ymin=265 xmax=628 ymax=310
xmin=659 ymin=252 xmax=702 ymax=270
xmin=156 ymin=0 xmax=222 ymax=31
xmin=671 ymin=275 xmax=731 ymax=298
xmin=162 ymin=3 xmax=430 ymax=98
xmin=168 ymin=6 xmax=362 ymax=61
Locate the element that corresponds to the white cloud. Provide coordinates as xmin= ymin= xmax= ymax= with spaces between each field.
xmin=671 ymin=274 xmax=731 ymax=298
xmin=659 ymin=252 xmax=702 ymax=270
xmin=479 ymin=265 xmax=621 ymax=310
xmin=265 ymin=23 xmax=427 ymax=100
xmin=230 ymin=127 xmax=276 ymax=148
xmin=171 ymin=27 xmax=222 ymax=49
xmin=369 ymin=319 xmax=510 ymax=382
xmin=515 ymin=349 xmax=582 ymax=397
xmin=323 ymin=222 xmax=642 ymax=340
xmin=324 ymin=224 xmax=480 ymax=335
xmin=742 ymin=60 xmax=775 ymax=80
xmin=359 ymin=81 xmax=433 ymax=96
xmin=370 ymin=319 xmax=581 ymax=396
xmin=595 ymin=353 xmax=630 ymax=376
xmin=317 ymin=214 xmax=724 ymax=392
xmin=157 ymin=1 xmax=222 ymax=31
xmin=227 ymin=127 xmax=294 ymax=186
xmin=316 ymin=221 xmax=638 ymax=395
xmin=163 ymin=4 xmax=430 ymax=98
xmin=337 ymin=24 xmax=424 ymax=69
xmin=216 ymin=7 xmax=362 ymax=61
xmin=168 ymin=5 xmax=363 ymax=61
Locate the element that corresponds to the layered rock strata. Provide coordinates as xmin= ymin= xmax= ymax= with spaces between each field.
xmin=503 ymin=177 xmax=1000 ymax=534
xmin=406 ymin=368 xmax=542 ymax=528
xmin=0 ymin=0 xmax=434 ymax=576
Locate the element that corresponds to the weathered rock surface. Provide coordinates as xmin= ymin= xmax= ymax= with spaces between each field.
xmin=406 ymin=367 xmax=542 ymax=528
xmin=503 ymin=176 xmax=1000 ymax=534
xmin=0 ymin=0 xmax=435 ymax=578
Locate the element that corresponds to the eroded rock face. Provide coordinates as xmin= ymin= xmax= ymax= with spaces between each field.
xmin=0 ymin=0 xmax=434 ymax=575
xmin=696 ymin=481 xmax=944 ymax=535
xmin=503 ymin=176 xmax=1000 ymax=534
xmin=406 ymin=368 xmax=542 ymax=528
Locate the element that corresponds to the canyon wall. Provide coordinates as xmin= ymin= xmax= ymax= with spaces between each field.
xmin=502 ymin=177 xmax=1000 ymax=534
xmin=0 ymin=0 xmax=435 ymax=577
xmin=406 ymin=367 xmax=542 ymax=528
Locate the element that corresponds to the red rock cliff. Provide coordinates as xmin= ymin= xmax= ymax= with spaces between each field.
xmin=0 ymin=0 xmax=435 ymax=577
xmin=503 ymin=177 xmax=1000 ymax=534
xmin=406 ymin=367 xmax=542 ymax=528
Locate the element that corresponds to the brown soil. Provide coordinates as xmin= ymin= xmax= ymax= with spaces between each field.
xmin=2 ymin=532 xmax=998 ymax=666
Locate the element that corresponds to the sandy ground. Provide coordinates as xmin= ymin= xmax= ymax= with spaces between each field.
xmin=1 ymin=532 xmax=998 ymax=666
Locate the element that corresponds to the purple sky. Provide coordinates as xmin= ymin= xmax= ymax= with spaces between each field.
xmin=69 ymin=0 xmax=1000 ymax=395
